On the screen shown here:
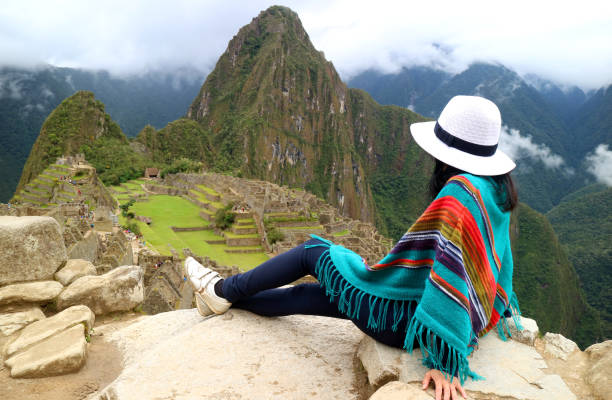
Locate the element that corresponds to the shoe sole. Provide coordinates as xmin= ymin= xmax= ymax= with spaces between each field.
xmin=184 ymin=258 xmax=214 ymax=317
xmin=195 ymin=292 xmax=214 ymax=316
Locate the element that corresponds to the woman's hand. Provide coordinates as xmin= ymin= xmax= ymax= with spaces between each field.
xmin=422 ymin=369 xmax=467 ymax=400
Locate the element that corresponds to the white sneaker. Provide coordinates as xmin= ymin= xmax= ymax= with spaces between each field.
xmin=183 ymin=257 xmax=231 ymax=315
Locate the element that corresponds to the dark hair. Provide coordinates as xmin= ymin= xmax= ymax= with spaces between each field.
xmin=428 ymin=159 xmax=518 ymax=211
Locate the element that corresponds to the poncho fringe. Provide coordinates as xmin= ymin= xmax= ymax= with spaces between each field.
xmin=313 ymin=245 xmax=486 ymax=383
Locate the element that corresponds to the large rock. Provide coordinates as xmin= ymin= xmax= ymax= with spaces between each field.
xmin=585 ymin=340 xmax=612 ymax=400
xmin=91 ymin=309 xmax=364 ymax=399
xmin=507 ymin=316 xmax=539 ymax=346
xmin=0 ymin=281 xmax=63 ymax=305
xmin=0 ymin=216 xmax=67 ymax=286
xmin=543 ymin=332 xmax=580 ymax=360
xmin=56 ymin=265 xmax=143 ymax=314
xmin=359 ymin=333 xmax=577 ymax=400
xmin=4 ymin=323 xmax=87 ymax=378
xmin=54 ymin=259 xmax=97 ymax=286
xmin=5 ymin=304 xmax=94 ymax=358
xmin=0 ymin=306 xmax=45 ymax=336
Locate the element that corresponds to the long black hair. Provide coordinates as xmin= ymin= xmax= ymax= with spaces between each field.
xmin=428 ymin=158 xmax=518 ymax=211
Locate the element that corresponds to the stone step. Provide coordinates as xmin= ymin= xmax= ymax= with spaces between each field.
xmin=205 ymin=239 xmax=226 ymax=245
xmin=231 ymin=225 xmax=257 ymax=235
xmin=225 ymin=236 xmax=261 ymax=247
xmin=234 ymin=212 xmax=253 ymax=220
xmin=199 ymin=210 xmax=214 ymax=222
xmin=235 ymin=218 xmax=255 ymax=226
xmin=224 ymin=247 xmax=264 ymax=254
xmin=38 ymin=174 xmax=56 ymax=184
xmin=25 ymin=184 xmax=47 ymax=195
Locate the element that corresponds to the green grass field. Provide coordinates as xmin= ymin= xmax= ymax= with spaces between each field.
xmin=117 ymin=193 xmax=268 ymax=270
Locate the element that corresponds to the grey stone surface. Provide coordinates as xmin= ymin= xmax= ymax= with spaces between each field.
xmin=0 ymin=281 xmax=63 ymax=305
xmin=0 ymin=216 xmax=67 ymax=286
xmin=54 ymin=259 xmax=97 ymax=286
xmin=360 ymin=332 xmax=576 ymax=400
xmin=91 ymin=309 xmax=364 ymax=400
xmin=507 ymin=316 xmax=539 ymax=346
xmin=57 ymin=265 xmax=143 ymax=315
xmin=4 ymin=323 xmax=87 ymax=378
xmin=0 ymin=306 xmax=45 ymax=336
xmin=543 ymin=332 xmax=580 ymax=360
xmin=67 ymin=230 xmax=98 ymax=262
xmin=5 ymin=304 xmax=94 ymax=358
xmin=358 ymin=334 xmax=402 ymax=386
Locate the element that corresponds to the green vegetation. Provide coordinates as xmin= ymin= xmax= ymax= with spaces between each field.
xmin=512 ymin=203 xmax=602 ymax=348
xmin=214 ymin=203 xmax=235 ymax=230
xmin=161 ymin=157 xmax=202 ymax=178
xmin=547 ymin=185 xmax=611 ymax=342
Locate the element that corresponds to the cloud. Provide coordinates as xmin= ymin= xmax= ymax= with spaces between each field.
xmin=499 ymin=126 xmax=565 ymax=169
xmin=585 ymin=144 xmax=612 ymax=186
xmin=0 ymin=1 xmax=611 ymax=89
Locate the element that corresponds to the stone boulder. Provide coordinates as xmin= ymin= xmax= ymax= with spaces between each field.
xmin=54 ymin=259 xmax=97 ymax=286
xmin=4 ymin=304 xmax=94 ymax=358
xmin=56 ymin=265 xmax=143 ymax=314
xmin=4 ymin=324 xmax=88 ymax=378
xmin=543 ymin=332 xmax=580 ymax=361
xmin=90 ymin=309 xmax=364 ymax=399
xmin=0 ymin=216 xmax=67 ymax=286
xmin=585 ymin=340 xmax=612 ymax=400
xmin=358 ymin=329 xmax=577 ymax=399
xmin=0 ymin=281 xmax=63 ymax=305
xmin=0 ymin=306 xmax=45 ymax=336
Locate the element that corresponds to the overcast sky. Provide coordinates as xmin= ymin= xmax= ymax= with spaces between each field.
xmin=1 ymin=0 xmax=611 ymax=89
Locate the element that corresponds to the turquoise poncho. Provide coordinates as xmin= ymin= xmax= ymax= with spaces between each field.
xmin=309 ymin=174 xmax=522 ymax=383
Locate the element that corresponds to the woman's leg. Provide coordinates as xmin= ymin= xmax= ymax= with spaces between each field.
xmin=231 ymin=283 xmax=346 ymax=318
xmin=221 ymin=239 xmax=325 ymax=303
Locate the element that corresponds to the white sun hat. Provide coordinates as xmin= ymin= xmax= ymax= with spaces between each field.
xmin=410 ymin=95 xmax=516 ymax=176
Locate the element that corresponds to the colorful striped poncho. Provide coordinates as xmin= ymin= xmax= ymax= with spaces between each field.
xmin=309 ymin=173 xmax=521 ymax=384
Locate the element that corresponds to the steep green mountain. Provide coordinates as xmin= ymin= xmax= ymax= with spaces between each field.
xmin=570 ymin=85 xmax=612 ymax=160
xmin=183 ymin=6 xmax=431 ymax=228
xmin=0 ymin=66 xmax=203 ymax=202
xmin=16 ymin=91 xmax=149 ymax=191
xmin=523 ymin=74 xmax=587 ymax=125
xmin=547 ymin=185 xmax=611 ymax=341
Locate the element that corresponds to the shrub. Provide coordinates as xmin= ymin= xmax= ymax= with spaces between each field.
xmin=214 ymin=203 xmax=235 ymax=230
xmin=266 ymin=227 xmax=285 ymax=244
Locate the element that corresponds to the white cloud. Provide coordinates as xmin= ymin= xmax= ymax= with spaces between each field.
xmin=0 ymin=1 xmax=611 ymax=89
xmin=499 ymin=126 xmax=565 ymax=169
xmin=585 ymin=144 xmax=612 ymax=186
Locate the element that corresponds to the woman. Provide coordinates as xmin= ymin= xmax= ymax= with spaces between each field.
xmin=184 ymin=95 xmax=521 ymax=400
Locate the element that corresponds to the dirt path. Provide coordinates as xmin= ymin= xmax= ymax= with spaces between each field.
xmin=0 ymin=313 xmax=141 ymax=400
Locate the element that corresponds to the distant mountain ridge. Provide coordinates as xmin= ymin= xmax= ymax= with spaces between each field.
xmin=0 ymin=65 xmax=203 ymax=202
xmin=349 ymin=63 xmax=610 ymax=212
